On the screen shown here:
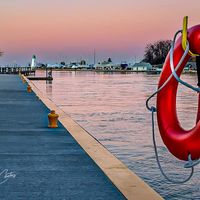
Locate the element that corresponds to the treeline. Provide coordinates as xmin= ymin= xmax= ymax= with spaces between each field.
xmin=143 ymin=40 xmax=171 ymax=65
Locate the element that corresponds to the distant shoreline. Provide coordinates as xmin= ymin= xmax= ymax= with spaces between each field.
xmin=36 ymin=68 xmax=197 ymax=74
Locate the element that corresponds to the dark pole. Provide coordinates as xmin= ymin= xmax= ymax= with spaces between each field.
xmin=196 ymin=56 xmax=200 ymax=87
xmin=196 ymin=56 xmax=200 ymax=123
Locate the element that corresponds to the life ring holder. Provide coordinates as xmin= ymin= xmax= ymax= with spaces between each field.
xmin=146 ymin=16 xmax=200 ymax=183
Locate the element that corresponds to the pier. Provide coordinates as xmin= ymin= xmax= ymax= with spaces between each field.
xmin=0 ymin=67 xmax=35 ymax=75
xmin=0 ymin=74 xmax=163 ymax=199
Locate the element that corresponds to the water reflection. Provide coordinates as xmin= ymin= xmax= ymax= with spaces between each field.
xmin=34 ymin=70 xmax=200 ymax=199
xmin=45 ymin=80 xmax=52 ymax=98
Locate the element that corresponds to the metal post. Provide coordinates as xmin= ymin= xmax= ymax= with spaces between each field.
xmin=196 ymin=56 xmax=200 ymax=87
xmin=196 ymin=56 xmax=200 ymax=123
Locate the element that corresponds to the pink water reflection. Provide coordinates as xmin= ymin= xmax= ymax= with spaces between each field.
xmin=34 ymin=70 xmax=200 ymax=199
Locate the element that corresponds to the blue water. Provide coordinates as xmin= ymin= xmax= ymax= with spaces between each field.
xmin=34 ymin=70 xmax=200 ymax=199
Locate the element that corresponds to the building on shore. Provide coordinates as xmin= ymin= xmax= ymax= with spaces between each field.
xmin=70 ymin=60 xmax=90 ymax=69
xmin=47 ymin=63 xmax=62 ymax=68
xmin=131 ymin=62 xmax=152 ymax=71
xmin=94 ymin=59 xmax=115 ymax=70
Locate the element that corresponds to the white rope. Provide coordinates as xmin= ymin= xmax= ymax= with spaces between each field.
xmin=146 ymin=30 xmax=189 ymax=111
xmin=170 ymin=31 xmax=200 ymax=92
xmin=151 ymin=108 xmax=194 ymax=183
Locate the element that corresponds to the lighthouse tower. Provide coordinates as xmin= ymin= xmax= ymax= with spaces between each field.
xmin=31 ymin=55 xmax=36 ymax=69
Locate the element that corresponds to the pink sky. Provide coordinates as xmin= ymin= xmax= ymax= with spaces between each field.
xmin=0 ymin=0 xmax=200 ymax=65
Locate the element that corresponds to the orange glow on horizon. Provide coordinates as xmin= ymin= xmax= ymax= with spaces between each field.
xmin=1 ymin=0 xmax=200 ymax=64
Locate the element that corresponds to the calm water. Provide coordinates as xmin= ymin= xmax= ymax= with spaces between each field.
xmin=34 ymin=70 xmax=200 ymax=199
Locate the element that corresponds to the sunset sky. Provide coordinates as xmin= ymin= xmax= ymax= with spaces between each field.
xmin=0 ymin=0 xmax=200 ymax=65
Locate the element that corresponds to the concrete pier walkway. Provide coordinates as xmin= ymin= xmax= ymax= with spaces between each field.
xmin=0 ymin=75 xmax=125 ymax=199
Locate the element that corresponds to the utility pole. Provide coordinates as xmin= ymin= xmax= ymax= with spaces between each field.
xmin=94 ymin=49 xmax=96 ymax=65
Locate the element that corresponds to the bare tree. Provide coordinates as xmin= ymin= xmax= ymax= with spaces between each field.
xmin=0 ymin=51 xmax=3 ymax=57
xmin=143 ymin=40 xmax=171 ymax=65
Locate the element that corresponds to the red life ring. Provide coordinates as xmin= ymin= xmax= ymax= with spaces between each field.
xmin=157 ymin=24 xmax=200 ymax=161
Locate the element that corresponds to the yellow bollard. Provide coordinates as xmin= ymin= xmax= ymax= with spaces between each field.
xmin=48 ymin=110 xmax=59 ymax=128
xmin=27 ymin=85 xmax=32 ymax=93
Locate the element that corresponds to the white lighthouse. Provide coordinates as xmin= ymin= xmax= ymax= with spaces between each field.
xmin=31 ymin=55 xmax=36 ymax=69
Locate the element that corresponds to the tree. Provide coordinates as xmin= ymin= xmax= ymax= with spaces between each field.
xmin=107 ymin=58 xmax=112 ymax=63
xmin=143 ymin=40 xmax=171 ymax=65
xmin=0 ymin=51 xmax=3 ymax=57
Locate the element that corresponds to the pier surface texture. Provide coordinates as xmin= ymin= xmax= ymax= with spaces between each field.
xmin=0 ymin=74 xmax=163 ymax=200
